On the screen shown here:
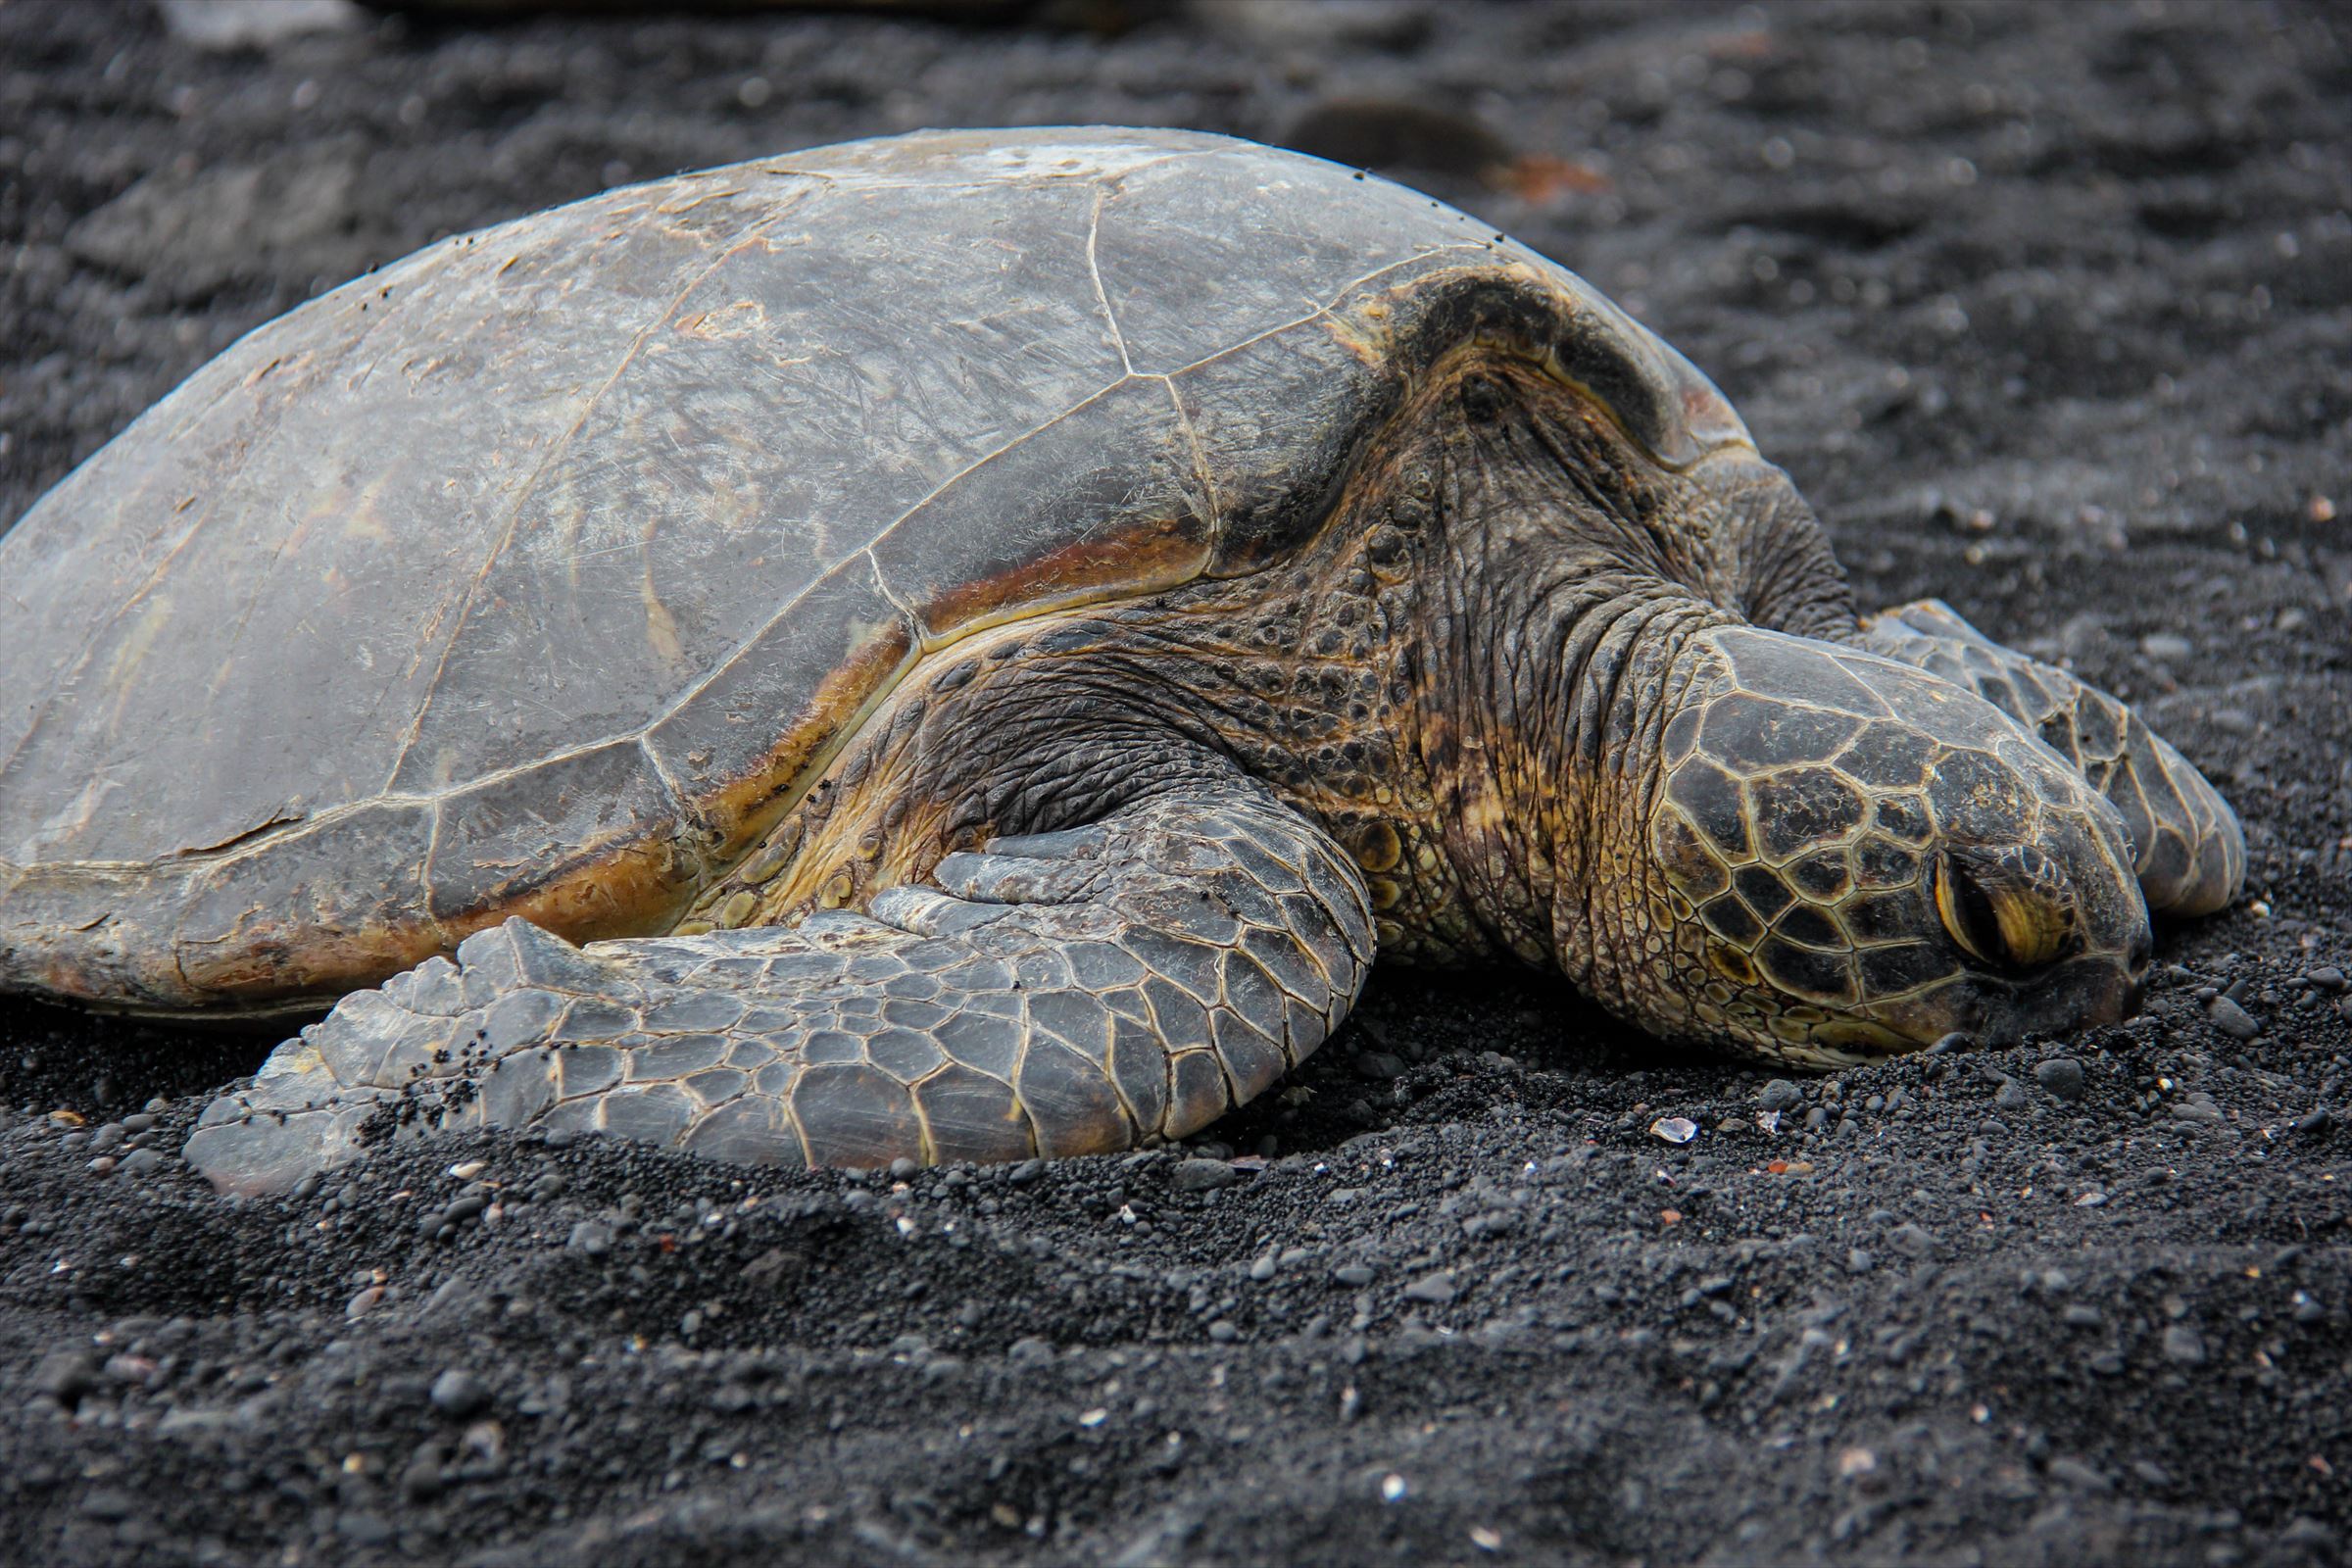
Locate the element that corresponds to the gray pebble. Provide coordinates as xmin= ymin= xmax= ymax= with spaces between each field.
xmin=1402 ymin=1270 xmax=1457 ymax=1304
xmin=1171 ymin=1158 xmax=1241 ymax=1193
xmin=429 ymin=1367 xmax=491 ymax=1417
xmin=2161 ymin=1324 xmax=2207 ymax=1365
xmin=1249 ymin=1254 xmax=1277 ymax=1282
xmin=2139 ymin=632 xmax=2192 ymax=661
xmin=338 ymin=1513 xmax=394 ymax=1545
xmin=565 ymin=1220 xmax=613 ymax=1255
xmin=2279 ymin=1519 xmax=2337 ymax=1552
xmin=34 ymin=1348 xmax=99 ymax=1402
xmin=1333 ymin=1263 xmax=1375 ymax=1288
xmin=2207 ymin=997 xmax=2260 ymax=1040
xmin=2306 ymin=966 xmax=2347 ymax=994
xmin=2296 ymin=1107 xmax=2332 ymax=1136
xmin=1206 ymin=1319 xmax=1238 ymax=1343
xmin=115 ymin=1147 xmax=164 ymax=1177
xmin=2047 ymin=1456 xmax=2112 ymax=1491
xmin=2034 ymin=1058 xmax=2087 ymax=1101
xmin=1890 ymin=1223 xmax=1937 ymax=1259
xmin=1760 ymin=1079 xmax=1802 ymax=1112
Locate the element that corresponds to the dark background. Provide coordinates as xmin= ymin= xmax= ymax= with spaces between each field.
xmin=2 ymin=2 xmax=2349 ymax=1563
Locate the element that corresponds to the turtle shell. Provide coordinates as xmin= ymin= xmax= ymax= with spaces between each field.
xmin=0 ymin=126 xmax=1750 ymax=1012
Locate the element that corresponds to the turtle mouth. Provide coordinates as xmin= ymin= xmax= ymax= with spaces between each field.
xmin=1868 ymin=954 xmax=2146 ymax=1057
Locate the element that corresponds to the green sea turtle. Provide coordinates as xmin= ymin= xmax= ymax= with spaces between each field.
xmin=0 ymin=128 xmax=2242 ymax=1195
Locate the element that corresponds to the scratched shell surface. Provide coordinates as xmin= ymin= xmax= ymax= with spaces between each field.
xmin=0 ymin=126 xmax=1747 ymax=1007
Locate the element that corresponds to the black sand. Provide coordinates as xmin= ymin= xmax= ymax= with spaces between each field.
xmin=1 ymin=2 xmax=2348 ymax=1562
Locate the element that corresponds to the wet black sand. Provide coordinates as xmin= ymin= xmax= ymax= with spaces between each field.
xmin=2 ymin=2 xmax=2349 ymax=1562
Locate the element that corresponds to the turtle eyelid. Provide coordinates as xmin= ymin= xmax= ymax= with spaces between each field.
xmin=1934 ymin=849 xmax=2073 ymax=973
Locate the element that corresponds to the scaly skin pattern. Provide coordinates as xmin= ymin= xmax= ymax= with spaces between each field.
xmin=185 ymin=349 xmax=2234 ymax=1193
xmin=1857 ymin=599 xmax=2246 ymax=916
xmin=184 ymin=784 xmax=1373 ymax=1191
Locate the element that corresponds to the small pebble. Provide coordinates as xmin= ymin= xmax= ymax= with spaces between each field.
xmin=2306 ymin=966 xmax=2347 ymax=994
xmin=1249 ymin=1254 xmax=1277 ymax=1282
xmin=2034 ymin=1058 xmax=2086 ymax=1101
xmin=1402 ymin=1270 xmax=1457 ymax=1304
xmin=2047 ymin=1456 xmax=2112 ymax=1491
xmin=1889 ymin=1223 xmax=1937 ymax=1259
xmin=2295 ymin=1107 xmax=2332 ymax=1136
xmin=2207 ymin=997 xmax=2260 ymax=1041
xmin=429 ymin=1368 xmax=491 ymax=1418
xmin=2161 ymin=1324 xmax=2207 ymax=1365
xmin=34 ymin=1348 xmax=99 ymax=1402
xmin=1172 ymin=1157 xmax=1242 ymax=1193
xmin=1759 ymin=1079 xmax=1801 ymax=1112
xmin=1333 ymin=1263 xmax=1376 ymax=1288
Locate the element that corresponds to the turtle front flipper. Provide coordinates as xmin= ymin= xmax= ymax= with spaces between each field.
xmin=181 ymin=781 xmax=1374 ymax=1196
xmin=1858 ymin=599 xmax=2245 ymax=917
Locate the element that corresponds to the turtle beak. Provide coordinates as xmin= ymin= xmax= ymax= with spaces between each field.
xmin=1916 ymin=921 xmax=2151 ymax=1054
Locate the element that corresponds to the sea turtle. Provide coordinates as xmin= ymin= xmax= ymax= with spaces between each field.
xmin=0 ymin=128 xmax=2242 ymax=1196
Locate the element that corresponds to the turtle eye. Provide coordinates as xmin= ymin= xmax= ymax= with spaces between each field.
xmin=1935 ymin=849 xmax=2071 ymax=972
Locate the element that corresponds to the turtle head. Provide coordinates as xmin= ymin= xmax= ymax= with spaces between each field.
xmin=1620 ymin=625 xmax=2151 ymax=1066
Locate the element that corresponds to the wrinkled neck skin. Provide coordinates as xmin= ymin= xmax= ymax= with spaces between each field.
xmin=681 ymin=359 xmax=1850 ymax=1014
xmin=1397 ymin=361 xmax=1855 ymax=1010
